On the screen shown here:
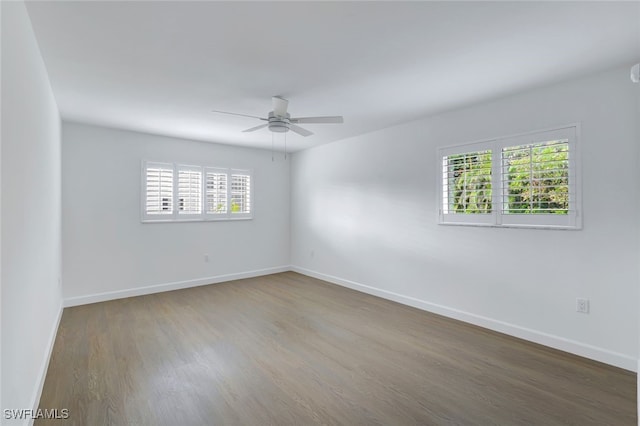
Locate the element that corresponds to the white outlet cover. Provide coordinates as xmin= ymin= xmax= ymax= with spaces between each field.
xmin=576 ymin=298 xmax=590 ymax=313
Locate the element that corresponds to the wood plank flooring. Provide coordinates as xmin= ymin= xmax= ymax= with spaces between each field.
xmin=37 ymin=272 xmax=636 ymax=425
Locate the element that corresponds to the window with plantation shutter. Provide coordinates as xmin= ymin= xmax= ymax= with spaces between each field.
xmin=177 ymin=166 xmax=202 ymax=216
xmin=441 ymin=148 xmax=494 ymax=225
xmin=230 ymin=173 xmax=251 ymax=217
xmin=438 ymin=125 xmax=581 ymax=229
xmin=142 ymin=162 xmax=252 ymax=222
xmin=205 ymin=169 xmax=228 ymax=215
xmin=144 ymin=162 xmax=174 ymax=218
xmin=501 ymin=141 xmax=569 ymax=215
xmin=440 ymin=143 xmax=494 ymax=226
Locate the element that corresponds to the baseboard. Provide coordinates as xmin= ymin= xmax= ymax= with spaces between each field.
xmin=63 ymin=266 xmax=290 ymax=307
xmin=28 ymin=300 xmax=64 ymax=426
xmin=291 ymin=265 xmax=637 ymax=372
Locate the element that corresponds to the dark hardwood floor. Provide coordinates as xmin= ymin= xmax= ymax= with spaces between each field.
xmin=37 ymin=272 xmax=636 ymax=425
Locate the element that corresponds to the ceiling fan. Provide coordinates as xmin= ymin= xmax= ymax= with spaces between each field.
xmin=212 ymin=96 xmax=344 ymax=137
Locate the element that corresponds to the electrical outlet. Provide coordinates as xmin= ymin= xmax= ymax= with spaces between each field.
xmin=576 ymin=298 xmax=589 ymax=314
xmin=204 ymin=254 xmax=210 ymax=263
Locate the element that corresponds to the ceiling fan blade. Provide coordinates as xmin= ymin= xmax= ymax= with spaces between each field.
xmin=212 ymin=110 xmax=266 ymax=120
xmin=290 ymin=116 xmax=344 ymax=124
xmin=289 ymin=124 xmax=313 ymax=137
xmin=242 ymin=123 xmax=269 ymax=133
xmin=272 ymin=96 xmax=289 ymax=117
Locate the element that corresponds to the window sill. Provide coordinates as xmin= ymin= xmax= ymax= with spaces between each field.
xmin=142 ymin=216 xmax=253 ymax=224
xmin=438 ymin=222 xmax=581 ymax=230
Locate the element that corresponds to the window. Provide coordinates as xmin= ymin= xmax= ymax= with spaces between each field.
xmin=142 ymin=161 xmax=252 ymax=222
xmin=231 ymin=173 xmax=251 ymax=215
xmin=442 ymin=149 xmax=492 ymax=214
xmin=144 ymin=163 xmax=174 ymax=216
xmin=501 ymin=141 xmax=569 ymax=215
xmin=177 ymin=166 xmax=202 ymax=216
xmin=205 ymin=169 xmax=228 ymax=216
xmin=439 ymin=126 xmax=580 ymax=229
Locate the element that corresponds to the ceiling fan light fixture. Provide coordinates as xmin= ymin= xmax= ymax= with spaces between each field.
xmin=268 ymin=111 xmax=290 ymax=133
xmin=268 ymin=122 xmax=290 ymax=133
xmin=212 ymin=96 xmax=343 ymax=138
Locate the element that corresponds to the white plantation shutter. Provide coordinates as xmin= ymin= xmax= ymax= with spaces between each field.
xmin=442 ymin=150 xmax=492 ymax=214
xmin=142 ymin=162 xmax=253 ymax=222
xmin=177 ymin=166 xmax=202 ymax=215
xmin=501 ymin=141 xmax=569 ymax=214
xmin=144 ymin=162 xmax=174 ymax=217
xmin=439 ymin=143 xmax=495 ymax=226
xmin=438 ymin=125 xmax=580 ymax=229
xmin=205 ymin=169 xmax=228 ymax=215
xmin=230 ymin=172 xmax=251 ymax=216
xmin=497 ymin=127 xmax=578 ymax=228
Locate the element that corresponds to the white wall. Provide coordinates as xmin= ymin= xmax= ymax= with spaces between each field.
xmin=635 ymin=64 xmax=640 ymax=425
xmin=1 ymin=1 xmax=3 ymax=417
xmin=291 ymin=66 xmax=639 ymax=371
xmin=1 ymin=0 xmax=3 ymax=416
xmin=1 ymin=1 xmax=63 ymax=423
xmin=62 ymin=123 xmax=290 ymax=304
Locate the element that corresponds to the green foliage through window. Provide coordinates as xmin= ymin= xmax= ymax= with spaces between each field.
xmin=443 ymin=150 xmax=492 ymax=214
xmin=443 ymin=141 xmax=570 ymax=216
xmin=230 ymin=174 xmax=251 ymax=214
xmin=502 ymin=140 xmax=569 ymax=215
xmin=439 ymin=127 xmax=578 ymax=228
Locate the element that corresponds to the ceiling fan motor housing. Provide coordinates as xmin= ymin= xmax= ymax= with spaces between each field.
xmin=268 ymin=111 xmax=290 ymax=133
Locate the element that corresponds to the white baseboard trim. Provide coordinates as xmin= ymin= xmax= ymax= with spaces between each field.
xmin=29 ymin=300 xmax=64 ymax=426
xmin=63 ymin=266 xmax=291 ymax=307
xmin=291 ymin=265 xmax=637 ymax=372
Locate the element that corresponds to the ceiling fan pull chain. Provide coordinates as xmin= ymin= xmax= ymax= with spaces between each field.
xmin=284 ymin=131 xmax=287 ymax=160
xmin=271 ymin=132 xmax=275 ymax=162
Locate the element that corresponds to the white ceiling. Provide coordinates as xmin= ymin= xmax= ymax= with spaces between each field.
xmin=25 ymin=1 xmax=640 ymax=152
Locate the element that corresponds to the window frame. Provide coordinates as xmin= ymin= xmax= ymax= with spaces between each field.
xmin=228 ymin=169 xmax=252 ymax=220
xmin=204 ymin=167 xmax=230 ymax=219
xmin=142 ymin=161 xmax=175 ymax=222
xmin=439 ymin=141 xmax=496 ymax=226
xmin=176 ymin=164 xmax=204 ymax=219
xmin=141 ymin=161 xmax=253 ymax=223
xmin=438 ymin=124 xmax=581 ymax=230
